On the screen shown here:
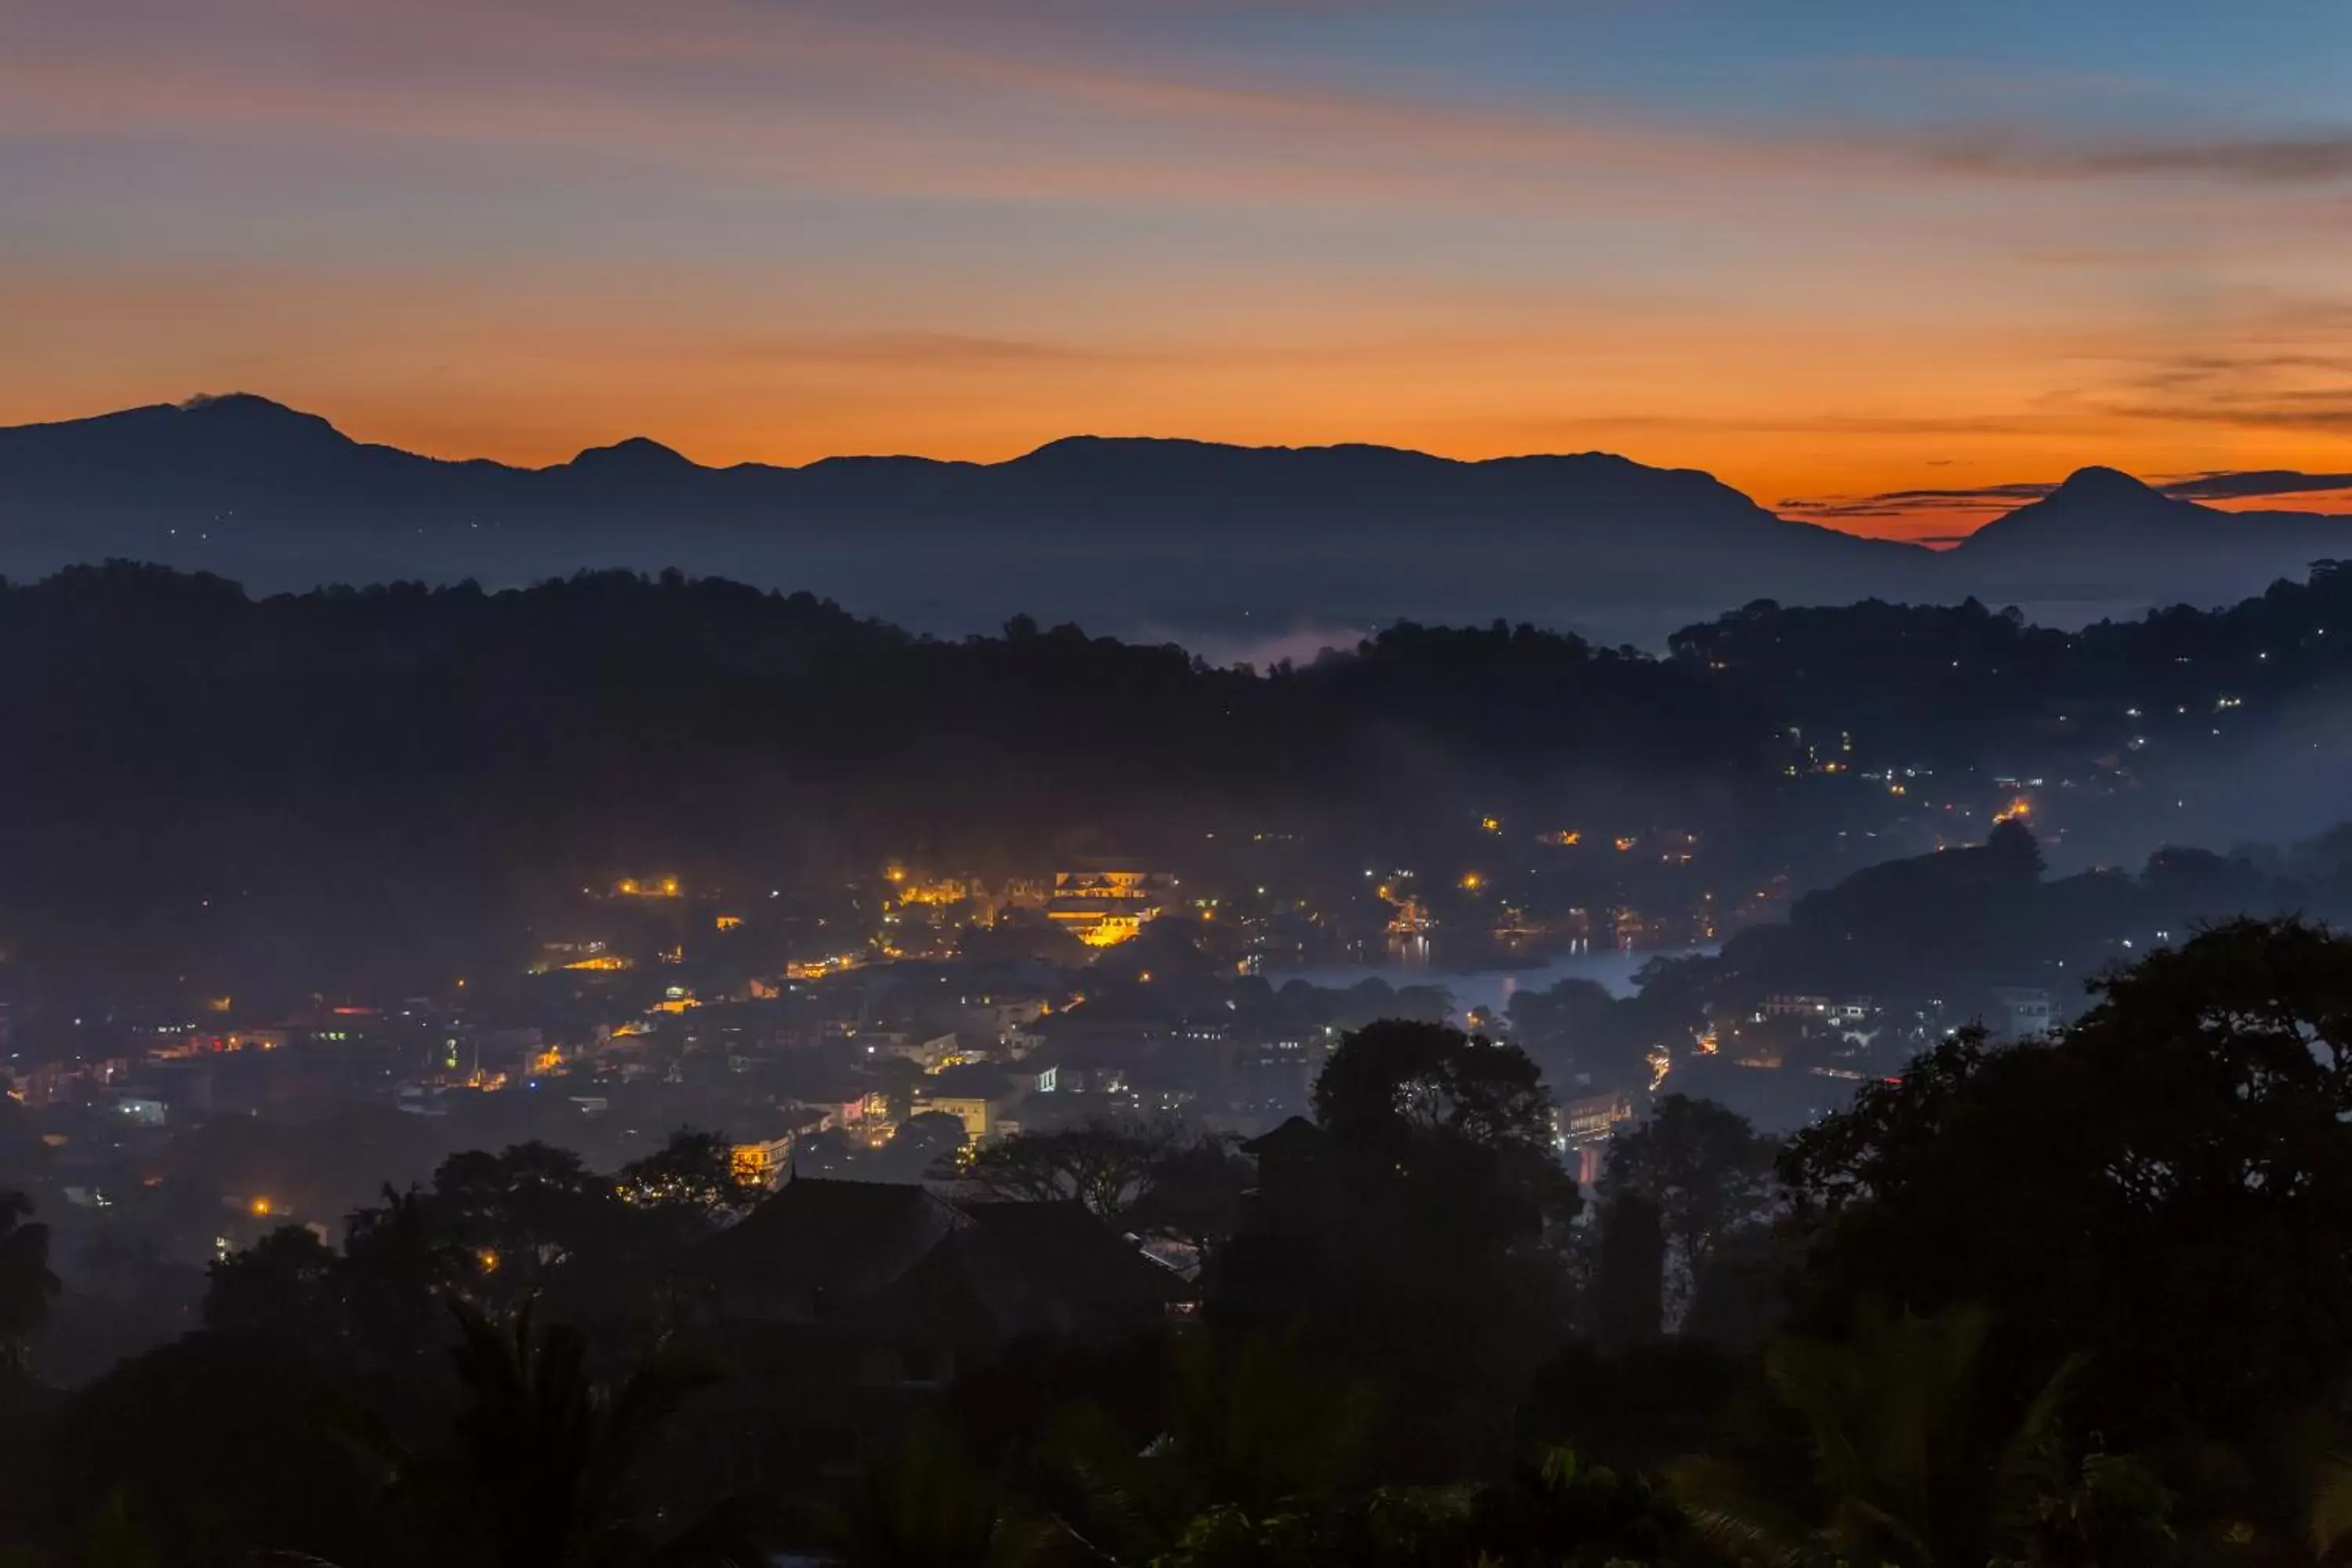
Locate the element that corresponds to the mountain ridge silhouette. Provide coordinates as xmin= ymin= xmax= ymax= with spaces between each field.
xmin=4 ymin=393 xmax=2347 ymax=641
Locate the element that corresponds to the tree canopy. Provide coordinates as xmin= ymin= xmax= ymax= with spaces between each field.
xmin=1781 ymin=916 xmax=2352 ymax=1532
xmin=0 ymin=1190 xmax=60 ymax=1377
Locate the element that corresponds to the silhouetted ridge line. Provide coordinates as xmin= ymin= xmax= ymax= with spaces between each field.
xmin=4 ymin=394 xmax=2349 ymax=632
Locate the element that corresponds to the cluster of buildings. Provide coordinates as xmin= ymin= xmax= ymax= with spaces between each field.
xmin=0 ymin=927 xmax=1347 ymax=1269
xmin=1 ymin=814 xmax=2079 ymax=1284
xmin=1554 ymin=979 xmax=2066 ymax=1184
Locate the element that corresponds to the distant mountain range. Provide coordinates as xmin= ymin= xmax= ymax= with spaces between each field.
xmin=1947 ymin=464 xmax=2352 ymax=601
xmin=3 ymin=394 xmax=2347 ymax=644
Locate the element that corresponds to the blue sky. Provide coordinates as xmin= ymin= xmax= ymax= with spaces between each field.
xmin=2 ymin=0 xmax=2347 ymax=535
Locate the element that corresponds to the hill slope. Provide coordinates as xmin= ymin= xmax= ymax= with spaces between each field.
xmin=1945 ymin=465 xmax=2352 ymax=604
xmin=0 ymin=394 xmax=1927 ymax=638
xmin=13 ymin=397 xmax=2349 ymax=638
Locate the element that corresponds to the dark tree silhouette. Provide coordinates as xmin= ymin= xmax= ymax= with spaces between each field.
xmin=203 ymin=1224 xmax=343 ymax=1350
xmin=343 ymin=1182 xmax=466 ymax=1367
xmin=1588 ymin=1192 xmax=1668 ymax=1351
xmin=955 ymin=1120 xmax=1177 ymax=1214
xmin=1311 ymin=1019 xmax=1578 ymax=1247
xmin=1126 ymin=1134 xmax=1256 ymax=1259
xmin=37 ymin=1330 xmax=386 ymax=1567
xmin=795 ymin=1413 xmax=1049 ymax=1568
xmin=1672 ymin=1302 xmax=2142 ymax=1568
xmin=1213 ymin=1022 xmax=1583 ymax=1475
xmin=426 ymin=1144 xmax=619 ymax=1311
xmin=325 ymin=1299 xmax=764 ymax=1568
xmin=0 ymin=1190 xmax=60 ymax=1375
xmin=0 ymin=564 xmax=1783 ymax=1002
xmin=1598 ymin=1094 xmax=1777 ymax=1323
xmin=617 ymin=1128 xmax=760 ymax=1222
xmin=1782 ymin=917 xmax=2352 ymax=1535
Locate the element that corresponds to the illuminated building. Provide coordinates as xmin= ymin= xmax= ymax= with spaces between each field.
xmin=850 ymin=1032 xmax=964 ymax=1072
xmin=113 ymin=1095 xmax=168 ymax=1127
xmin=731 ymin=1134 xmax=797 ymax=1191
xmin=1558 ymin=1091 xmax=1637 ymax=1186
xmin=915 ymin=1033 xmax=967 ymax=1070
xmin=1611 ymin=907 xmax=1646 ymax=952
xmin=1046 ymin=868 xmax=1173 ymax=947
xmin=1384 ymin=897 xmax=1431 ymax=936
xmin=923 ymin=1095 xmax=993 ymax=1142
xmin=1492 ymin=904 xmax=1543 ymax=942
xmin=1067 ymin=914 xmax=1147 ymax=948
xmin=959 ymin=995 xmax=1050 ymax=1041
xmin=1990 ymin=986 xmax=2053 ymax=1040
xmin=1053 ymin=869 xmax=1171 ymax=901
xmin=891 ymin=873 xmax=979 ymax=909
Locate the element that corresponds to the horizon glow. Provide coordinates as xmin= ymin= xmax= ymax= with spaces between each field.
xmin=3 ymin=0 xmax=2350 ymax=540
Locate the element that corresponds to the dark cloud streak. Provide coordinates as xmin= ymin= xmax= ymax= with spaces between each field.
xmin=1926 ymin=126 xmax=2352 ymax=184
xmin=1786 ymin=469 xmax=2352 ymax=521
xmin=1780 ymin=481 xmax=2058 ymax=518
xmin=2162 ymin=470 xmax=2352 ymax=501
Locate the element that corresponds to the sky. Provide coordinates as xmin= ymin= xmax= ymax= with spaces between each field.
xmin=2 ymin=0 xmax=2350 ymax=539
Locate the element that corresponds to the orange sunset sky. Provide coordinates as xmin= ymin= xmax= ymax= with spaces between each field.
xmin=3 ymin=0 xmax=2350 ymax=539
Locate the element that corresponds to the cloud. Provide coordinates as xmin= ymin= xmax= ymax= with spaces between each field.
xmin=1925 ymin=126 xmax=2352 ymax=184
xmin=1563 ymin=413 xmax=2042 ymax=439
xmin=2112 ymin=393 xmax=2352 ymax=434
xmin=7 ymin=0 xmax=2352 ymax=518
xmin=715 ymin=330 xmax=1145 ymax=368
xmin=2160 ymin=470 xmax=2352 ymax=502
xmin=2045 ymin=298 xmax=2352 ymax=437
xmin=9 ymin=0 xmax=2351 ymax=215
xmin=0 ymin=24 xmax=1787 ymax=220
xmin=1777 ymin=481 xmax=2059 ymax=519
xmin=1786 ymin=469 xmax=2352 ymax=523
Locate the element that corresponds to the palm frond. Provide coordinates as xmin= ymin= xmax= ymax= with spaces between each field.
xmin=2314 ymin=1450 xmax=2352 ymax=1558
xmin=1668 ymin=1454 xmax=1814 ymax=1567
